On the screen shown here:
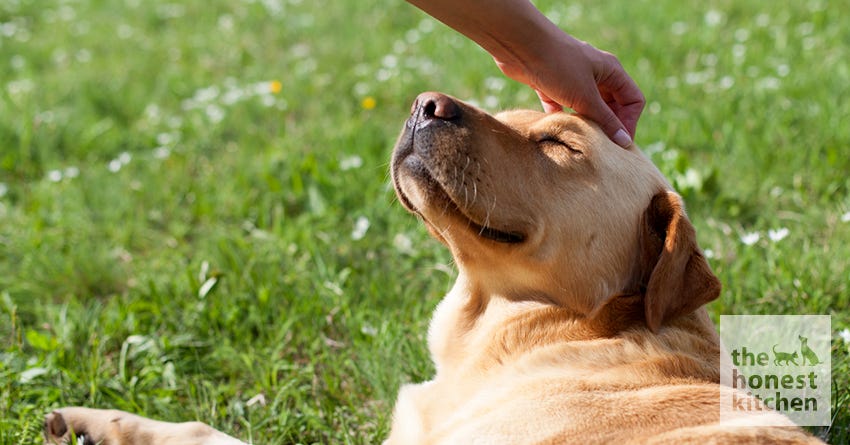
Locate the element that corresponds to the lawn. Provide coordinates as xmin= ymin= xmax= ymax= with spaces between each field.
xmin=1 ymin=0 xmax=848 ymax=443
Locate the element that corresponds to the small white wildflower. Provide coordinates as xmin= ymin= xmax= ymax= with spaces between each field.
xmin=339 ymin=155 xmax=363 ymax=171
xmin=734 ymin=28 xmax=751 ymax=42
xmin=117 ymin=24 xmax=133 ymax=39
xmin=75 ymin=49 xmax=91 ymax=63
xmin=740 ymin=232 xmax=760 ymax=246
xmin=718 ymin=76 xmax=735 ymax=90
xmin=153 ymin=146 xmax=171 ymax=159
xmin=11 ymin=55 xmax=25 ymax=70
xmin=64 ymin=166 xmax=79 ymax=179
xmin=703 ymin=249 xmax=715 ymax=259
xmin=205 ymin=104 xmax=225 ymax=123
xmin=118 ymin=152 xmax=132 ymax=165
xmin=768 ymin=227 xmax=789 ymax=242
xmin=47 ymin=170 xmax=63 ymax=182
xmin=156 ymin=132 xmax=176 ymax=146
xmin=839 ymin=328 xmax=850 ymax=344
xmin=361 ymin=324 xmax=378 ymax=337
xmin=841 ymin=211 xmax=850 ymax=223
xmin=484 ymin=77 xmax=507 ymax=92
xmin=0 ymin=183 xmax=7 ymax=198
xmin=393 ymin=233 xmax=413 ymax=254
xmin=756 ymin=77 xmax=781 ymax=91
xmin=351 ymin=216 xmax=370 ymax=240
xmin=108 ymin=159 xmax=122 ymax=172
xmin=194 ymin=86 xmax=220 ymax=103
xmin=670 ymin=22 xmax=687 ymax=35
xmin=704 ymin=10 xmax=724 ymax=27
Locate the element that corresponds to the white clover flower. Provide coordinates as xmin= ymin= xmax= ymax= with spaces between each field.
xmin=768 ymin=228 xmax=789 ymax=242
xmin=839 ymin=328 xmax=850 ymax=344
xmin=64 ymin=166 xmax=79 ymax=179
xmin=740 ymin=232 xmax=760 ymax=246
xmin=351 ymin=216 xmax=370 ymax=240
xmin=393 ymin=233 xmax=413 ymax=254
xmin=841 ymin=211 xmax=850 ymax=223
xmin=153 ymin=146 xmax=171 ymax=159
xmin=108 ymin=159 xmax=123 ymax=172
xmin=339 ymin=155 xmax=363 ymax=171
xmin=704 ymin=10 xmax=724 ymax=27
xmin=0 ymin=183 xmax=7 ymax=198
xmin=47 ymin=170 xmax=63 ymax=182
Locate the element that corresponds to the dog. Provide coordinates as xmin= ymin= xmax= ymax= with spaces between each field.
xmin=799 ymin=335 xmax=822 ymax=366
xmin=44 ymin=93 xmax=823 ymax=444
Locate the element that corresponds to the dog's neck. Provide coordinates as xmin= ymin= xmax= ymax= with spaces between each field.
xmin=427 ymin=273 xmax=720 ymax=383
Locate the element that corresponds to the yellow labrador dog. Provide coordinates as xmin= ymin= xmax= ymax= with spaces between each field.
xmin=45 ymin=93 xmax=821 ymax=445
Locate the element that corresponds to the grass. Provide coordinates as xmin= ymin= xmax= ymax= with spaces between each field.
xmin=1 ymin=0 xmax=848 ymax=443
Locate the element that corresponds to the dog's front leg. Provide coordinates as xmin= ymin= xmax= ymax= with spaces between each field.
xmin=44 ymin=407 xmax=247 ymax=445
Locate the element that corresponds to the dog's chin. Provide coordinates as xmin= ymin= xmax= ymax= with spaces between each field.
xmin=394 ymin=162 xmax=526 ymax=245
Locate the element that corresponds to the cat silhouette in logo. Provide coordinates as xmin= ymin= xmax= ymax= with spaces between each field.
xmin=773 ymin=344 xmax=799 ymax=366
xmin=799 ymin=335 xmax=822 ymax=366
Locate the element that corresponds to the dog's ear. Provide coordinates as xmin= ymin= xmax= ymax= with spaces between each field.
xmin=639 ymin=191 xmax=721 ymax=332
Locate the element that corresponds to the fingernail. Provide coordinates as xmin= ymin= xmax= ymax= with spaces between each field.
xmin=612 ymin=129 xmax=632 ymax=148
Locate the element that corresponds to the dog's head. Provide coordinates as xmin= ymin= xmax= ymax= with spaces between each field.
xmin=391 ymin=92 xmax=720 ymax=331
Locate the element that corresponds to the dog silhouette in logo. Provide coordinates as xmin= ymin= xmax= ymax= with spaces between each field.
xmin=772 ymin=344 xmax=799 ymax=366
xmin=799 ymin=335 xmax=822 ymax=365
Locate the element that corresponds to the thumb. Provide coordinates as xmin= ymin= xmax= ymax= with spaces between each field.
xmin=582 ymin=99 xmax=632 ymax=148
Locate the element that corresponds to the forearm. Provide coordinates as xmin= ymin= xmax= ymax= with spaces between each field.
xmin=405 ymin=0 xmax=565 ymax=69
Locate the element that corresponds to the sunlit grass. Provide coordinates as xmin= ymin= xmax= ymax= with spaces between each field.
xmin=1 ymin=0 xmax=848 ymax=443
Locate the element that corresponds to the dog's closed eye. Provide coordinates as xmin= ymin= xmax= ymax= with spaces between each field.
xmin=537 ymin=135 xmax=582 ymax=154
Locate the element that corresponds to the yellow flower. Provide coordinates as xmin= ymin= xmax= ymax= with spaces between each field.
xmin=269 ymin=80 xmax=282 ymax=94
xmin=361 ymin=96 xmax=376 ymax=110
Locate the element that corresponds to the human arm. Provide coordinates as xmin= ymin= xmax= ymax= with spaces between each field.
xmin=406 ymin=0 xmax=644 ymax=147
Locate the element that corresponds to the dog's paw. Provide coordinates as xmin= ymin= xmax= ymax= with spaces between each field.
xmin=43 ymin=407 xmax=118 ymax=445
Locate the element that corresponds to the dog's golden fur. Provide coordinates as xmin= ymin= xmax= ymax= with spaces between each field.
xmin=44 ymin=93 xmax=822 ymax=445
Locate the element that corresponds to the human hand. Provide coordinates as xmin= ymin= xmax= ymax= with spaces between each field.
xmin=494 ymin=34 xmax=645 ymax=148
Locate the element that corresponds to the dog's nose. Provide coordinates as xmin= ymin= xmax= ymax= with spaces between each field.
xmin=412 ymin=92 xmax=461 ymax=121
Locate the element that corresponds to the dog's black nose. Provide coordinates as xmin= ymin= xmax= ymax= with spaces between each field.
xmin=412 ymin=92 xmax=461 ymax=121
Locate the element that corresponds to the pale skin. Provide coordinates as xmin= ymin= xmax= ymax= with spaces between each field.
xmin=407 ymin=0 xmax=645 ymax=148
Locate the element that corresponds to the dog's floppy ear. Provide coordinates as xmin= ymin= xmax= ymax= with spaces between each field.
xmin=640 ymin=191 xmax=720 ymax=332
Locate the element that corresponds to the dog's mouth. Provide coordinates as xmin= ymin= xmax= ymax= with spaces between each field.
xmin=393 ymin=154 xmax=526 ymax=245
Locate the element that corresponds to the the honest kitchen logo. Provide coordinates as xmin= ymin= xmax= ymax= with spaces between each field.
xmin=720 ymin=315 xmax=831 ymax=426
xmin=729 ymin=335 xmax=822 ymax=412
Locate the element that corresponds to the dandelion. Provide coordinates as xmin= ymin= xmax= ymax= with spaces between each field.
xmin=268 ymin=80 xmax=282 ymax=94
xmin=768 ymin=228 xmax=789 ymax=242
xmin=740 ymin=232 xmax=760 ymax=246
xmin=351 ymin=216 xmax=370 ymax=240
xmin=361 ymin=96 xmax=376 ymax=110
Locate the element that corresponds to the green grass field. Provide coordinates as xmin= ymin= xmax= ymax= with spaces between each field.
xmin=1 ymin=0 xmax=848 ymax=443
